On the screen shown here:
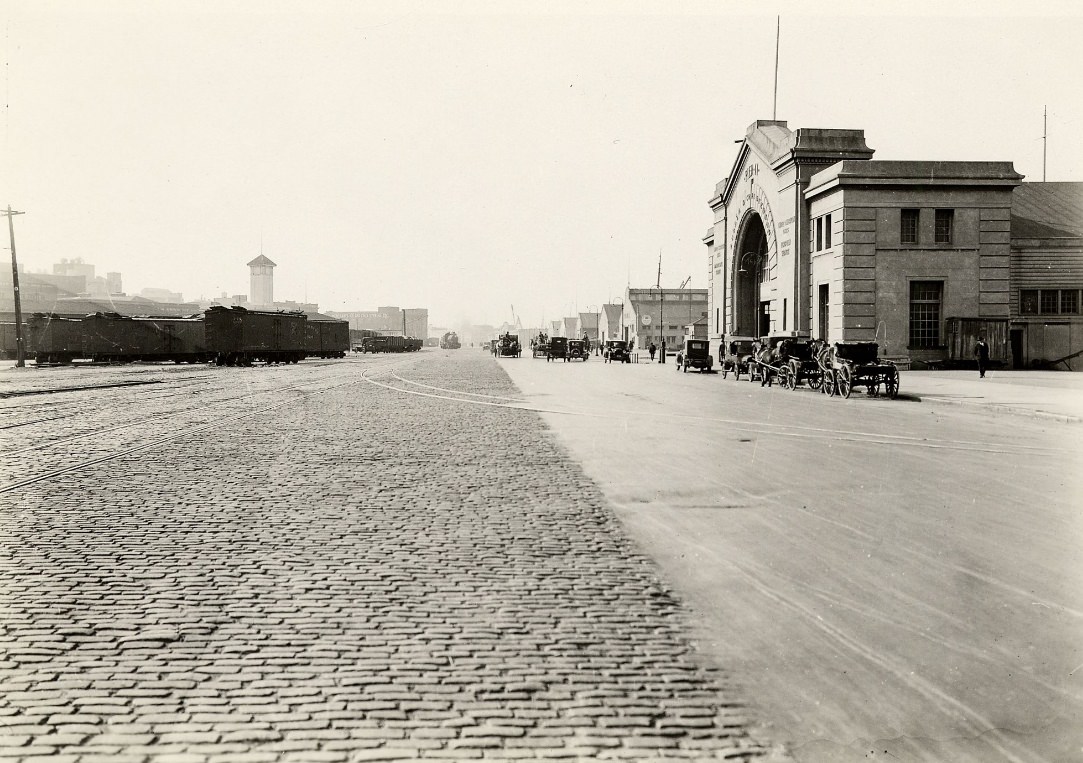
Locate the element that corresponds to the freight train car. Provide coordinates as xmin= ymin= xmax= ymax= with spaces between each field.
xmin=304 ymin=316 xmax=350 ymax=358
xmin=82 ymin=312 xmax=210 ymax=363
xmin=28 ymin=313 xmax=85 ymax=364
xmin=204 ymin=306 xmax=307 ymax=366
xmin=0 ymin=322 xmax=20 ymax=360
xmin=357 ymin=334 xmax=423 ymax=353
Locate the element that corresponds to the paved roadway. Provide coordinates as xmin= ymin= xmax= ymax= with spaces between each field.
xmin=498 ymin=352 xmax=1083 ymax=763
xmin=0 ymin=354 xmax=765 ymax=762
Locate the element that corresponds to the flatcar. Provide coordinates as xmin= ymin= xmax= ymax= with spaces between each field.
xmin=82 ymin=312 xmax=210 ymax=364
xmin=204 ymin=305 xmax=307 ymax=366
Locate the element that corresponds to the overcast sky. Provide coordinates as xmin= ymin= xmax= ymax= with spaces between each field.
xmin=3 ymin=0 xmax=1081 ymax=329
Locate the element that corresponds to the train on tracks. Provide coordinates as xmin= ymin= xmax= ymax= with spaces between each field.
xmin=13 ymin=306 xmax=349 ymax=366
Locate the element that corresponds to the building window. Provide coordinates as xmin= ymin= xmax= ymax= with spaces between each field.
xmin=1020 ymin=288 xmax=1081 ymax=315
xmin=934 ymin=209 xmax=954 ymax=244
xmin=824 ymin=213 xmax=832 ymax=249
xmin=909 ymin=281 xmax=943 ymax=349
xmin=901 ymin=209 xmax=919 ymax=244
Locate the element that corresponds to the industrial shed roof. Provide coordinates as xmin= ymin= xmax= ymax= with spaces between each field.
xmin=1011 ymin=182 xmax=1083 ymax=239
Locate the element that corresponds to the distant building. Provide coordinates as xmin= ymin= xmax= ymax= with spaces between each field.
xmin=327 ymin=306 xmax=428 ymax=340
xmin=1009 ymin=183 xmax=1083 ymax=368
xmin=140 ymin=287 xmax=185 ymax=303
xmin=625 ymin=287 xmax=708 ymax=352
xmin=577 ymin=312 xmax=599 ymax=344
xmin=598 ymin=303 xmax=626 ymax=344
xmin=248 ymin=255 xmax=275 ymax=307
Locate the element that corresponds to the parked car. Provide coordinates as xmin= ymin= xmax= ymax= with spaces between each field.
xmin=603 ymin=340 xmax=631 ymax=363
xmin=677 ymin=338 xmax=713 ymax=373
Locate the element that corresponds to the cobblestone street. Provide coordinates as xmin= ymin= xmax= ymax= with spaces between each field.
xmin=0 ymin=354 xmax=765 ymax=762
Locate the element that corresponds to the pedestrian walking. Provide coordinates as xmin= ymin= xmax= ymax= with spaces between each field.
xmin=660 ymin=340 xmax=667 ymax=364
xmin=975 ymin=336 xmax=990 ymax=378
xmin=649 ymin=343 xmax=656 ymax=362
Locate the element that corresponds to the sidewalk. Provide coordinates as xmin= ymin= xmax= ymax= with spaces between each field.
xmin=629 ymin=357 xmax=1083 ymax=423
xmin=897 ymin=369 xmax=1083 ymax=423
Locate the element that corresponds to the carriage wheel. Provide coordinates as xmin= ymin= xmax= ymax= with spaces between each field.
xmin=786 ymin=363 xmax=800 ymax=390
xmin=824 ymin=370 xmax=836 ymax=397
xmin=808 ymin=370 xmax=822 ymax=391
xmin=885 ymin=367 xmax=900 ymax=399
xmin=839 ymin=366 xmax=853 ymax=398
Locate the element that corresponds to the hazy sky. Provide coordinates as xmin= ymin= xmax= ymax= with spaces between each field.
xmin=4 ymin=0 xmax=1081 ymax=329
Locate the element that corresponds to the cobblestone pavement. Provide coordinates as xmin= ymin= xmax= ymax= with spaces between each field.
xmin=0 ymin=353 xmax=766 ymax=762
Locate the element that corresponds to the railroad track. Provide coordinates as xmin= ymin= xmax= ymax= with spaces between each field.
xmin=0 ymin=357 xmax=397 ymax=493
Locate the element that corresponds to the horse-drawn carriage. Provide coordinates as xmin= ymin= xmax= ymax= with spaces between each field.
xmin=531 ymin=333 xmax=549 ymax=358
xmin=822 ymin=341 xmax=899 ymax=399
xmin=748 ymin=336 xmax=789 ymax=386
xmin=721 ymin=337 xmax=757 ymax=380
xmin=775 ymin=337 xmax=824 ymax=391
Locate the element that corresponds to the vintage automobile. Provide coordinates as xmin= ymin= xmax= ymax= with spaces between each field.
xmin=546 ymin=336 xmax=568 ymax=362
xmin=720 ymin=336 xmax=757 ymax=380
xmin=566 ymin=338 xmax=589 ymax=362
xmin=677 ymin=338 xmax=713 ymax=373
xmin=603 ymin=339 xmax=631 ymax=364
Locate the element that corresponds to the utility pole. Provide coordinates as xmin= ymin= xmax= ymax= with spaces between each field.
xmin=657 ymin=251 xmax=664 ymax=363
xmin=1043 ymin=105 xmax=1047 ymax=182
xmin=3 ymin=206 xmax=26 ymax=368
xmin=773 ymin=16 xmax=780 ymax=121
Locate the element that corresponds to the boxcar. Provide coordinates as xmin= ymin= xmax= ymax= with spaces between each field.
xmin=82 ymin=312 xmax=210 ymax=363
xmin=204 ymin=306 xmax=307 ymax=366
xmin=0 ymin=322 xmax=20 ymax=360
xmin=28 ymin=313 xmax=86 ymax=364
xmin=304 ymin=318 xmax=349 ymax=358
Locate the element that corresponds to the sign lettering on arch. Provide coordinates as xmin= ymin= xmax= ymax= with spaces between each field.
xmin=727 ymin=161 xmax=778 ymax=261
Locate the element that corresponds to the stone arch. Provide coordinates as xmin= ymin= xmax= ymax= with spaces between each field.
xmin=731 ymin=210 xmax=770 ymax=337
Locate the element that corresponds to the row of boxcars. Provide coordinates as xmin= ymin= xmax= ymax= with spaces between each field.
xmin=19 ymin=306 xmax=350 ymax=366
